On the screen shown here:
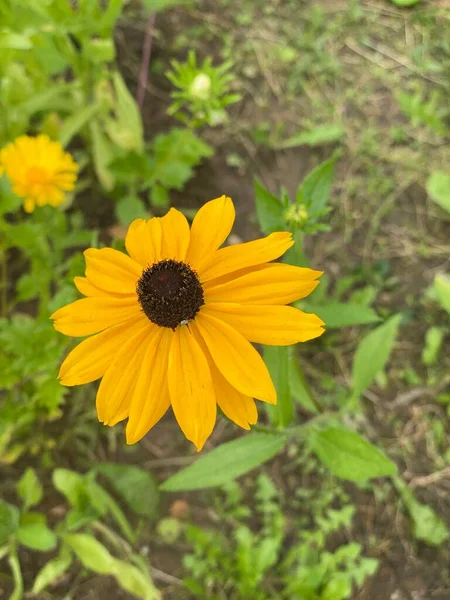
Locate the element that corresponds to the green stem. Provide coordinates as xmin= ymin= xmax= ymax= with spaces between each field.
xmin=252 ymin=424 xmax=285 ymax=435
xmin=295 ymin=361 xmax=324 ymax=414
xmin=91 ymin=521 xmax=131 ymax=557
xmin=0 ymin=246 xmax=7 ymax=317
xmin=8 ymin=551 xmax=23 ymax=600
xmin=253 ymin=411 xmax=338 ymax=438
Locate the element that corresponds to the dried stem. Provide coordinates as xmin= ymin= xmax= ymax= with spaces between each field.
xmin=136 ymin=13 xmax=156 ymax=110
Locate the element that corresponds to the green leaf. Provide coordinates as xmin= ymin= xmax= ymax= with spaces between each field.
xmin=426 ymin=171 xmax=450 ymax=214
xmin=288 ymin=351 xmax=318 ymax=413
xmin=83 ymin=38 xmax=115 ymax=64
xmin=85 ymin=480 xmax=135 ymax=542
xmin=161 ymin=433 xmax=286 ymax=491
xmin=116 ymin=195 xmax=148 ymax=226
xmin=17 ymin=521 xmax=57 ymax=552
xmin=18 ymin=468 xmax=43 ymax=510
xmin=53 ymin=469 xmax=85 ymax=507
xmin=0 ymin=30 xmax=33 ymax=50
xmin=309 ymin=427 xmax=397 ymax=481
xmin=0 ymin=176 xmax=22 ymax=215
xmin=303 ymin=302 xmax=381 ymax=329
xmin=254 ymin=178 xmax=285 ymax=234
xmin=390 ymin=0 xmax=420 ymax=6
xmin=32 ymin=547 xmax=72 ymax=594
xmin=275 ymin=124 xmax=344 ymax=149
xmin=59 ymin=103 xmax=102 ymax=147
xmin=112 ymin=558 xmax=161 ymax=600
xmin=394 ymin=476 xmax=449 ymax=546
xmin=90 ymin=120 xmax=116 ymax=191
xmin=351 ymin=314 xmax=401 ymax=400
xmin=141 ymin=0 xmax=190 ymax=12
xmin=151 ymin=128 xmax=212 ymax=191
xmin=422 ymin=326 xmax=444 ymax=366
xmin=297 ymin=153 xmax=338 ymax=216
xmin=410 ymin=502 xmax=449 ymax=546
xmin=0 ymin=500 xmax=20 ymax=544
xmin=433 ymin=274 xmax=450 ymax=315
xmin=150 ymin=183 xmax=169 ymax=208
xmin=108 ymin=72 xmax=144 ymax=152
xmin=96 ymin=464 xmax=159 ymax=518
xmin=64 ymin=533 xmax=115 ymax=574
xmin=264 ymin=346 xmax=293 ymax=427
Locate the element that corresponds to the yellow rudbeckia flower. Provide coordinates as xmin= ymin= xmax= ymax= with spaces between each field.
xmin=51 ymin=196 xmax=325 ymax=450
xmin=0 ymin=135 xmax=78 ymax=213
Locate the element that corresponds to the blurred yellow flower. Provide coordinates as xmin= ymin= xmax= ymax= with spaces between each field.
xmin=0 ymin=135 xmax=78 ymax=213
xmin=51 ymin=196 xmax=325 ymax=450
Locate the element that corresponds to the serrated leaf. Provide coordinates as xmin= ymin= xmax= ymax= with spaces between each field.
xmin=303 ymin=302 xmax=381 ymax=329
xmin=309 ymin=427 xmax=397 ymax=481
xmin=96 ymin=464 xmax=159 ymax=518
xmin=351 ymin=315 xmax=401 ymax=399
xmin=18 ymin=468 xmax=43 ymax=510
xmin=32 ymin=547 xmax=72 ymax=594
xmin=161 ymin=433 xmax=286 ymax=491
xmin=254 ymin=178 xmax=285 ymax=234
xmin=426 ymin=171 xmax=450 ymax=214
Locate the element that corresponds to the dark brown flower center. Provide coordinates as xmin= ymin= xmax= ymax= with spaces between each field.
xmin=136 ymin=259 xmax=204 ymax=329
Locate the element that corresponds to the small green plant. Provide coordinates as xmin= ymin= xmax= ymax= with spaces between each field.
xmin=0 ymin=465 xmax=161 ymax=599
xmin=182 ymin=473 xmax=377 ymax=599
xmin=167 ymin=50 xmax=241 ymax=128
xmin=396 ymin=89 xmax=448 ymax=136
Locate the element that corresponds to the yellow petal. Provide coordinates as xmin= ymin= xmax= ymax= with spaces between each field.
xmin=58 ymin=314 xmax=150 ymax=386
xmin=24 ymin=198 xmax=35 ymax=213
xmin=195 ymin=311 xmax=276 ymax=404
xmin=159 ymin=208 xmax=190 ymax=261
xmin=147 ymin=217 xmax=163 ymax=262
xmin=204 ymin=263 xmax=322 ymax=305
xmin=51 ymin=296 xmax=141 ymax=337
xmin=96 ymin=323 xmax=159 ymax=425
xmin=189 ymin=323 xmax=257 ymax=430
xmin=74 ymin=276 xmax=113 ymax=297
xmin=168 ymin=326 xmax=216 ymax=451
xmin=186 ymin=196 xmax=235 ymax=272
xmin=126 ymin=328 xmax=174 ymax=444
xmin=84 ymin=248 xmax=142 ymax=294
xmin=125 ymin=219 xmax=161 ymax=268
xmin=212 ymin=365 xmax=257 ymax=430
xmin=200 ymin=232 xmax=294 ymax=282
xmin=202 ymin=303 xmax=325 ymax=345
